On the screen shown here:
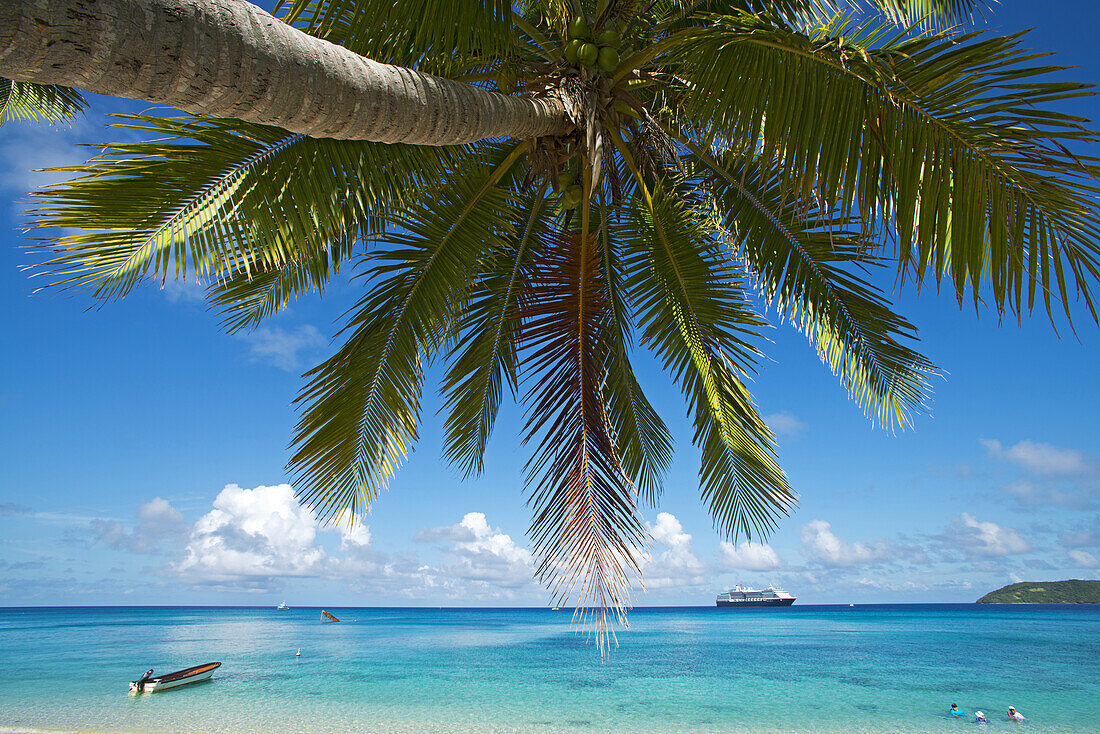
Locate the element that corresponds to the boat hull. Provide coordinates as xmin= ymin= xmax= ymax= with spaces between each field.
xmin=138 ymin=668 xmax=215 ymax=691
xmin=130 ymin=662 xmax=221 ymax=693
xmin=716 ymin=598 xmax=795 ymax=607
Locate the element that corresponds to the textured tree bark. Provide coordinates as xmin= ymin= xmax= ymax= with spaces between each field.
xmin=0 ymin=0 xmax=571 ymax=145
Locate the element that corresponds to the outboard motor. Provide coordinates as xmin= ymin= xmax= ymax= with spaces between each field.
xmin=135 ymin=669 xmax=154 ymax=692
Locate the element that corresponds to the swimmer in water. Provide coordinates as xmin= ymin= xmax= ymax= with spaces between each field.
xmin=974 ymin=711 xmax=987 ymax=723
xmin=1007 ymin=706 xmax=1026 ymax=722
xmin=950 ymin=703 xmax=965 ymax=717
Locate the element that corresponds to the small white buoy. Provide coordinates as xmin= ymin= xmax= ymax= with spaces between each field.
xmin=295 ymin=648 xmax=301 ymax=657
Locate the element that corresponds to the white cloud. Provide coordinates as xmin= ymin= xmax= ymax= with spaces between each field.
xmin=0 ymin=119 xmax=91 ymax=198
xmin=718 ymin=541 xmax=782 ymax=571
xmin=640 ymin=512 xmax=705 ymax=589
xmin=429 ymin=512 xmax=535 ymax=590
xmin=340 ymin=522 xmax=373 ymax=551
xmin=765 ymin=412 xmax=806 ymax=437
xmin=943 ymin=513 xmax=1030 ymax=559
xmin=801 ymin=520 xmax=886 ymax=567
xmin=238 ymin=325 xmax=326 ymax=371
xmin=160 ymin=278 xmax=207 ymax=303
xmin=175 ymin=483 xmax=327 ymax=588
xmin=999 ymin=479 xmax=1094 ymax=510
xmin=1068 ymin=550 xmax=1098 ymax=568
xmin=89 ymin=497 xmax=186 ymax=554
xmin=981 ymin=438 xmax=1087 ymax=475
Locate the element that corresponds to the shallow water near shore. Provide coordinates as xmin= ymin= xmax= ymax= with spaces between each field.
xmin=1 ymin=604 xmax=1097 ymax=734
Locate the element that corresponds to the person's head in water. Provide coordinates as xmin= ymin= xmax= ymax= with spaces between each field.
xmin=951 ymin=704 xmax=958 ymax=711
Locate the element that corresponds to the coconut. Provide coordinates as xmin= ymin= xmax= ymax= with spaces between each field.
xmin=564 ymin=39 xmax=582 ymax=63
xmin=578 ymin=43 xmax=599 ymax=67
xmin=597 ymin=47 xmax=620 ymax=73
xmin=564 ymin=185 xmax=584 ymax=207
xmin=568 ymin=16 xmax=590 ymax=40
xmin=597 ymin=30 xmax=620 ymax=47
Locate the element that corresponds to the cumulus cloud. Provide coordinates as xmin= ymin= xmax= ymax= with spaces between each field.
xmin=427 ymin=512 xmax=536 ymax=590
xmin=801 ymin=520 xmax=886 ymax=567
xmin=641 ymin=513 xmax=705 ymax=588
xmin=943 ymin=513 xmax=1030 ymax=559
xmin=718 ymin=541 xmax=782 ymax=571
xmin=175 ymin=484 xmax=327 ymax=588
xmin=1068 ymin=550 xmax=1098 ymax=568
xmin=238 ymin=325 xmax=326 ymax=371
xmin=765 ymin=412 xmax=807 ymax=437
xmin=340 ymin=522 xmax=373 ymax=551
xmin=89 ymin=497 xmax=187 ymax=555
xmin=980 ymin=438 xmax=1087 ymax=475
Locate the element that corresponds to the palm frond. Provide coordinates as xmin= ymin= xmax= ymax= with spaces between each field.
xmin=597 ymin=208 xmax=674 ymax=504
xmin=206 ymin=247 xmax=347 ymax=333
xmin=439 ymin=184 xmax=552 ymax=476
xmin=30 ymin=115 xmax=469 ymax=304
xmin=519 ymin=229 xmax=646 ymax=649
xmin=688 ymin=141 xmax=937 ymax=429
xmin=277 ymin=0 xmax=514 ymax=73
xmin=671 ymin=14 xmax=1100 ymax=323
xmin=614 ymin=152 xmax=794 ymax=539
xmin=863 ymin=0 xmax=990 ymax=29
xmin=0 ymin=79 xmax=86 ymax=125
xmin=291 ymin=145 xmax=525 ymax=524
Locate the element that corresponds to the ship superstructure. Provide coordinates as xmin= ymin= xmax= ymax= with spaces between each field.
xmin=715 ymin=585 xmax=796 ymax=607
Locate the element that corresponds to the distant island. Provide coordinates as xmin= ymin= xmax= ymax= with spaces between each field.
xmin=977 ymin=579 xmax=1100 ymax=604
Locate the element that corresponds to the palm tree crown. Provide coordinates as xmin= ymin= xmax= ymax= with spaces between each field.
xmin=15 ymin=0 xmax=1100 ymax=644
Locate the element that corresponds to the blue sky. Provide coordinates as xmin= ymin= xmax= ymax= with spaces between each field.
xmin=2 ymin=1 xmax=1098 ymax=608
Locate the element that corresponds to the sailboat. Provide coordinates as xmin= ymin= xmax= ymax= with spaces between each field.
xmin=320 ymin=610 xmax=340 ymax=623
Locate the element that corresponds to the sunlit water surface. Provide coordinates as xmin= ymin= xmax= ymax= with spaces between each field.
xmin=1 ymin=605 xmax=1097 ymax=733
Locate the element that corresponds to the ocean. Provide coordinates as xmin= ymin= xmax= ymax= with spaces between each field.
xmin=0 ymin=605 xmax=1097 ymax=734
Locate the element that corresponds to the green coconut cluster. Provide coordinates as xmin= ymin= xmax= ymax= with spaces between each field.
xmin=563 ymin=16 xmax=621 ymax=73
xmin=553 ymin=154 xmax=584 ymax=208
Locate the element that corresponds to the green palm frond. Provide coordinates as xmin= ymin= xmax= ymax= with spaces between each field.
xmin=671 ymin=14 xmax=1100 ymax=322
xmin=0 ymin=79 xmax=86 ymax=126
xmin=519 ymin=229 xmax=646 ymax=648
xmin=206 ymin=247 xmax=347 ymax=333
xmin=30 ymin=115 xmax=469 ymax=302
xmin=439 ymin=184 xmax=552 ymax=476
xmin=688 ymin=142 xmax=937 ymax=429
xmin=597 ymin=209 xmax=674 ymax=504
xmin=277 ymin=0 xmax=515 ymax=72
xmin=865 ymin=0 xmax=990 ymax=29
xmin=619 ymin=170 xmax=793 ymax=539
xmin=657 ymin=0 xmax=987 ymax=33
xmin=291 ymin=145 xmax=526 ymax=523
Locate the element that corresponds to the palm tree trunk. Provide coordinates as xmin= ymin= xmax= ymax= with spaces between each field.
xmin=0 ymin=0 xmax=570 ymax=145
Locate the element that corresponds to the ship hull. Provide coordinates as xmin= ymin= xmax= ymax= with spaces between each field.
xmin=716 ymin=599 xmax=795 ymax=607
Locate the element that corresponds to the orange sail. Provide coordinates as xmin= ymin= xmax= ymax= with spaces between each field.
xmin=321 ymin=610 xmax=340 ymax=623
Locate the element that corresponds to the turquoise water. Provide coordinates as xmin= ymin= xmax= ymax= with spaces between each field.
xmin=0 ymin=605 xmax=1097 ymax=734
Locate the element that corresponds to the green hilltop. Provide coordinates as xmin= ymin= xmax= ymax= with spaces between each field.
xmin=976 ymin=579 xmax=1100 ymax=604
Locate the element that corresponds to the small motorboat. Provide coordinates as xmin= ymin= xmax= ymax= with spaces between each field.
xmin=320 ymin=610 xmax=340 ymax=623
xmin=129 ymin=662 xmax=221 ymax=693
xmin=276 ymin=601 xmax=289 ymax=610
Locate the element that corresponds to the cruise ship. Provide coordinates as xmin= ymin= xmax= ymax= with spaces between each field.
xmin=715 ymin=585 xmax=796 ymax=607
